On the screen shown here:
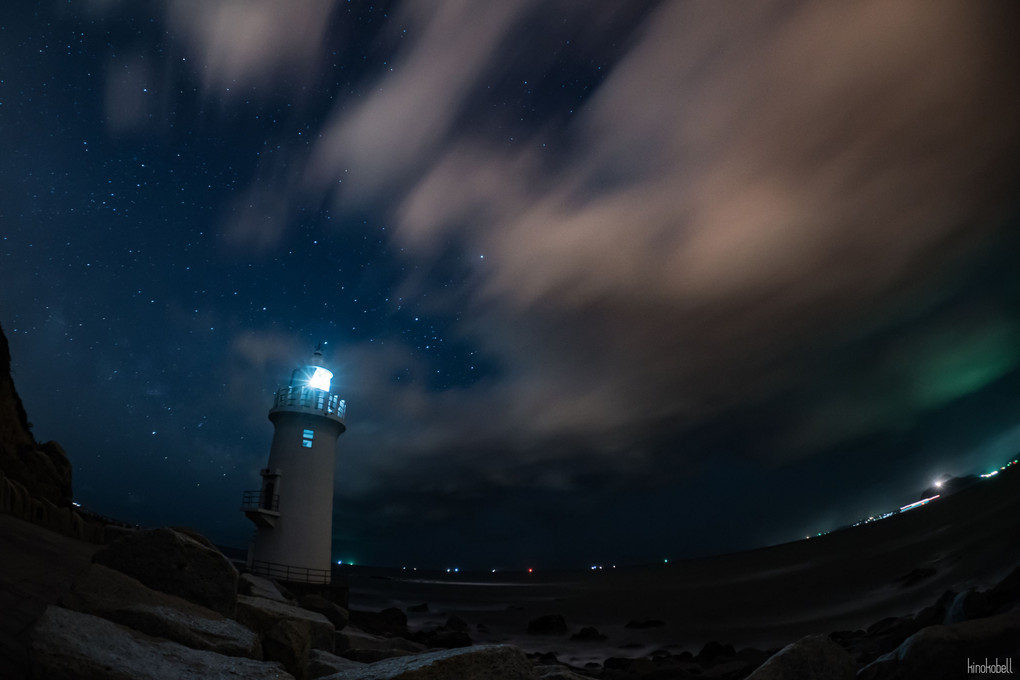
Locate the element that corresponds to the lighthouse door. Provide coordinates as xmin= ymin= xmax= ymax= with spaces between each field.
xmin=262 ymin=480 xmax=276 ymax=510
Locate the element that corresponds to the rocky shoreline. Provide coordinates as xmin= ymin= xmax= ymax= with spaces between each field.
xmin=14 ymin=521 xmax=1018 ymax=680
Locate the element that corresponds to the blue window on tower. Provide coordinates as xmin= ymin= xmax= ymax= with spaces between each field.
xmin=302 ymin=429 xmax=314 ymax=448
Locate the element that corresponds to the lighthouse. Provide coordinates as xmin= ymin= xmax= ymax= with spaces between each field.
xmin=242 ymin=345 xmax=346 ymax=584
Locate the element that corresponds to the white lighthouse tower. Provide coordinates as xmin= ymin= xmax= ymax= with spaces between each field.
xmin=242 ymin=345 xmax=346 ymax=584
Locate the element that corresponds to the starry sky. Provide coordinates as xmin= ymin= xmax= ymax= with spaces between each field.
xmin=2 ymin=0 xmax=1019 ymax=570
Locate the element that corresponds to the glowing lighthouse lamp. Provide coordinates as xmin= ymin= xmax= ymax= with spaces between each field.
xmin=242 ymin=345 xmax=347 ymax=584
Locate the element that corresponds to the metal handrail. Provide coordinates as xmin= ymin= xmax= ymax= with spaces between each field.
xmin=272 ymin=386 xmax=346 ymax=420
xmin=241 ymin=490 xmax=279 ymax=512
xmin=250 ymin=559 xmax=331 ymax=584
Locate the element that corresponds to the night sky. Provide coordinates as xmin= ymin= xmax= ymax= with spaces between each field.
xmin=2 ymin=1 xmax=1019 ymax=570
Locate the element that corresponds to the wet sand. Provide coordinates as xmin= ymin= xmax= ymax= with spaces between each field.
xmin=346 ymin=466 xmax=1020 ymax=667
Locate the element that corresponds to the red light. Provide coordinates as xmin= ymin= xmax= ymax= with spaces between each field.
xmin=527 ymin=568 xmax=533 ymax=573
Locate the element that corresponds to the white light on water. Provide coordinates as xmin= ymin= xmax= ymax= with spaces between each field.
xmin=308 ymin=367 xmax=332 ymax=390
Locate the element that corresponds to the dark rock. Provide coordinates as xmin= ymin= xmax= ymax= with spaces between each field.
xmin=602 ymin=657 xmax=634 ymax=670
xmin=0 ymin=324 xmax=74 ymax=507
xmin=342 ymin=648 xmax=417 ymax=663
xmin=414 ymin=627 xmax=473 ymax=649
xmin=407 ymin=602 xmax=429 ymax=613
xmin=843 ymin=589 xmax=960 ymax=666
xmin=264 ymin=618 xmax=312 ymax=680
xmin=734 ymin=647 xmax=771 ymax=668
xmin=306 ymin=649 xmax=365 ymax=679
xmin=350 ymin=607 xmax=408 ymax=637
xmin=93 ymin=527 xmax=239 ymax=616
xmin=624 ymin=619 xmax=665 ymax=629
xmin=300 ymin=594 xmax=349 ymax=631
xmin=528 ymin=614 xmax=568 ymax=635
xmin=445 ymin=615 xmax=469 ymax=631
xmin=335 ymin=628 xmax=426 ymax=661
xmin=696 ymin=640 xmax=735 ymax=664
xmin=701 ymin=659 xmax=755 ymax=679
xmin=570 ymin=626 xmax=607 ymax=642
xmin=241 ymin=573 xmax=293 ymax=603
xmin=534 ymin=664 xmax=597 ymax=680
xmin=859 ymin=606 xmax=1020 ymax=680
xmin=865 ymin=616 xmax=902 ymax=636
xmin=912 ymin=588 xmax=956 ymax=628
xmin=745 ymin=634 xmax=855 ymax=680
xmin=280 ymin=582 xmax=349 ymax=611
xmin=944 ymin=588 xmax=990 ymax=625
xmin=29 ymin=606 xmax=294 ymax=680
xmin=601 ymin=656 xmax=660 ymax=677
xmin=318 ymin=644 xmax=535 ymax=680
xmin=895 ymin=566 xmax=936 ymax=588
xmin=60 ymin=563 xmax=262 ymax=659
xmin=237 ymin=595 xmax=335 ymax=651
xmin=987 ymin=564 xmax=1020 ymax=613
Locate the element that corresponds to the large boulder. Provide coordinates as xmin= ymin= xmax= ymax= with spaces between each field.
xmin=264 ymin=618 xmax=313 ymax=680
xmin=318 ymin=644 xmax=536 ymax=680
xmin=859 ymin=606 xmax=1020 ymax=680
xmin=237 ymin=594 xmax=336 ymax=677
xmin=336 ymin=628 xmax=426 ymax=662
xmin=306 ymin=649 xmax=366 ymax=679
xmin=61 ymin=563 xmax=261 ymax=659
xmin=93 ymin=527 xmax=239 ymax=616
xmin=745 ymin=634 xmax=855 ymax=680
xmin=241 ymin=573 xmax=293 ymax=603
xmin=300 ymin=593 xmax=349 ymax=630
xmin=29 ymin=606 xmax=293 ymax=680
xmin=944 ymin=588 xmax=990 ymax=625
xmin=237 ymin=595 xmax=336 ymax=651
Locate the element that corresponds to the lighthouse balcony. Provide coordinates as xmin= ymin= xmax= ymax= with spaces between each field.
xmin=241 ymin=490 xmax=280 ymax=528
xmin=270 ymin=385 xmax=346 ymax=423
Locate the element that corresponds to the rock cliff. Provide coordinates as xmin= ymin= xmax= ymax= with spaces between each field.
xmin=0 ymin=322 xmax=73 ymax=507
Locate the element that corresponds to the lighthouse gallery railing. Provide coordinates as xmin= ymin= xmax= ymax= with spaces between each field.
xmin=272 ymin=386 xmax=346 ymax=419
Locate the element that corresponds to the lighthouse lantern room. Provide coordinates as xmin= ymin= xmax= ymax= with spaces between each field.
xmin=242 ymin=345 xmax=346 ymax=584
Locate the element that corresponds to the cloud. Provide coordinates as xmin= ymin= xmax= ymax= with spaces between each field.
xmin=165 ymin=0 xmax=338 ymax=95
xmin=306 ymin=0 xmax=538 ymax=199
xmin=290 ymin=0 xmax=1020 ymax=482
xmin=125 ymin=0 xmax=1020 ymax=544
xmin=379 ymin=0 xmax=1020 ymax=443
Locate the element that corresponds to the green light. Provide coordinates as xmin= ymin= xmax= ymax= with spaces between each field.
xmin=911 ymin=325 xmax=1020 ymax=408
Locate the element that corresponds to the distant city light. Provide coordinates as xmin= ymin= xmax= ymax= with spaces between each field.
xmin=900 ymin=494 xmax=940 ymax=513
xmin=308 ymin=367 xmax=332 ymax=390
xmin=981 ymin=470 xmax=999 ymax=478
